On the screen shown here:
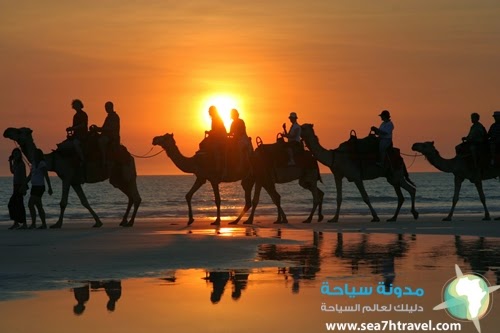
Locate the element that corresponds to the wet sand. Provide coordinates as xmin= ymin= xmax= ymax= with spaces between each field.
xmin=1 ymin=214 xmax=498 ymax=299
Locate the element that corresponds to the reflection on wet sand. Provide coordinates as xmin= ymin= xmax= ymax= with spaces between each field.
xmin=72 ymin=280 xmax=122 ymax=315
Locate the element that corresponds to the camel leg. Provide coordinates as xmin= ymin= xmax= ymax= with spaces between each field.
xmin=387 ymin=185 xmax=404 ymax=222
xmin=354 ymin=180 xmax=379 ymax=222
xmin=229 ymin=177 xmax=254 ymax=225
xmin=209 ymin=180 xmax=222 ymax=225
xmin=118 ymin=181 xmax=142 ymax=227
xmin=264 ymin=183 xmax=287 ymax=224
xmin=186 ymin=177 xmax=206 ymax=225
xmin=244 ymin=183 xmax=262 ymax=224
xmin=474 ymin=181 xmax=491 ymax=221
xmin=50 ymin=181 xmax=71 ymax=229
xmin=401 ymin=179 xmax=418 ymax=220
xmin=317 ymin=189 xmax=324 ymax=222
xmin=443 ymin=176 xmax=463 ymax=221
xmin=72 ymin=184 xmax=103 ymax=228
xmin=298 ymin=178 xmax=318 ymax=224
xmin=329 ymin=174 xmax=342 ymax=223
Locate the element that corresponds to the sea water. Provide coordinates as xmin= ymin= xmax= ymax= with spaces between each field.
xmin=1 ymin=172 xmax=499 ymax=223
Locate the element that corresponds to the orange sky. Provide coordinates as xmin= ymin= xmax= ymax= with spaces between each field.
xmin=1 ymin=0 xmax=499 ymax=176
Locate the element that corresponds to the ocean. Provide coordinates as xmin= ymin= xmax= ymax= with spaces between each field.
xmin=1 ymin=172 xmax=499 ymax=223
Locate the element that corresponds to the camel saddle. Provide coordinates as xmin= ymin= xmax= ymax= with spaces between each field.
xmin=256 ymin=141 xmax=317 ymax=170
xmin=455 ymin=141 xmax=499 ymax=169
xmin=338 ymin=131 xmax=403 ymax=170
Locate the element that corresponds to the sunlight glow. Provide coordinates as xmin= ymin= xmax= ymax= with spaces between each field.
xmin=200 ymin=94 xmax=243 ymax=131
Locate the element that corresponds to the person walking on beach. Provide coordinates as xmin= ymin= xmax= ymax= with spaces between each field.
xmin=26 ymin=149 xmax=53 ymax=229
xmin=488 ymin=111 xmax=500 ymax=166
xmin=370 ymin=110 xmax=394 ymax=167
xmin=7 ymin=148 xmax=27 ymax=229
xmin=66 ymin=99 xmax=88 ymax=163
xmin=91 ymin=101 xmax=120 ymax=167
xmin=282 ymin=112 xmax=302 ymax=166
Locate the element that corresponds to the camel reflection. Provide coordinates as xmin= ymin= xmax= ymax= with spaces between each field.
xmin=455 ymin=236 xmax=500 ymax=284
xmin=71 ymin=280 xmax=122 ymax=315
xmin=334 ymin=233 xmax=410 ymax=290
xmin=258 ymin=230 xmax=322 ymax=293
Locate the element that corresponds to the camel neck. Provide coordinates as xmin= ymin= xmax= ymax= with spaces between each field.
xmin=424 ymin=150 xmax=455 ymax=173
xmin=302 ymin=133 xmax=333 ymax=167
xmin=164 ymin=143 xmax=197 ymax=174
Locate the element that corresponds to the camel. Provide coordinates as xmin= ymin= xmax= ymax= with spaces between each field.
xmin=235 ymin=138 xmax=324 ymax=225
xmin=412 ymin=141 xmax=496 ymax=221
xmin=4 ymin=127 xmax=141 ymax=228
xmin=152 ymin=133 xmax=254 ymax=225
xmin=300 ymin=124 xmax=418 ymax=222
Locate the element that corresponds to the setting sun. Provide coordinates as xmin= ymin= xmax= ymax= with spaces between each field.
xmin=200 ymin=94 xmax=245 ymax=131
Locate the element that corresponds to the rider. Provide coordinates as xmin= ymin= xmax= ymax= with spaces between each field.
xmin=66 ymin=99 xmax=88 ymax=162
xmin=488 ymin=111 xmax=500 ymax=166
xmin=283 ymin=112 xmax=302 ymax=166
xmin=204 ymin=106 xmax=227 ymax=175
xmin=229 ymin=108 xmax=251 ymax=167
xmin=461 ymin=112 xmax=487 ymax=169
xmin=91 ymin=101 xmax=120 ymax=167
xmin=371 ymin=110 xmax=394 ymax=167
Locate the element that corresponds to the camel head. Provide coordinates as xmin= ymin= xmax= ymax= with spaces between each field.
xmin=3 ymin=127 xmax=33 ymax=143
xmin=300 ymin=123 xmax=315 ymax=138
xmin=411 ymin=141 xmax=437 ymax=156
xmin=152 ymin=133 xmax=175 ymax=149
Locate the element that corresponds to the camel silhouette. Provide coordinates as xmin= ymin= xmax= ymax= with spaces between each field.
xmin=4 ymin=127 xmax=141 ymax=228
xmin=300 ymin=124 xmax=418 ymax=222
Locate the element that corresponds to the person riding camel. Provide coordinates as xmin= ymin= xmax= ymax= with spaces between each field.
xmin=204 ymin=105 xmax=227 ymax=175
xmin=460 ymin=112 xmax=487 ymax=170
xmin=488 ymin=111 xmax=500 ymax=166
xmin=66 ymin=99 xmax=88 ymax=163
xmin=229 ymin=108 xmax=251 ymax=168
xmin=282 ymin=112 xmax=302 ymax=166
xmin=370 ymin=110 xmax=394 ymax=167
xmin=91 ymin=101 xmax=120 ymax=168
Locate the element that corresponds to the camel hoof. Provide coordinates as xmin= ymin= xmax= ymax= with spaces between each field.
xmin=483 ymin=216 xmax=491 ymax=221
xmin=228 ymin=220 xmax=239 ymax=225
xmin=327 ymin=218 xmax=338 ymax=223
xmin=413 ymin=211 xmax=419 ymax=220
xmin=387 ymin=217 xmax=397 ymax=222
xmin=93 ymin=222 xmax=103 ymax=228
xmin=318 ymin=214 xmax=324 ymax=222
xmin=210 ymin=221 xmax=221 ymax=226
xmin=187 ymin=219 xmax=194 ymax=226
xmin=119 ymin=220 xmax=128 ymax=226
xmin=242 ymin=220 xmax=253 ymax=225
xmin=495 ymin=216 xmax=500 ymax=221
xmin=371 ymin=217 xmax=380 ymax=222
xmin=302 ymin=219 xmax=312 ymax=224
xmin=442 ymin=217 xmax=452 ymax=222
xmin=274 ymin=220 xmax=288 ymax=224
xmin=123 ymin=221 xmax=134 ymax=227
xmin=50 ymin=223 xmax=62 ymax=229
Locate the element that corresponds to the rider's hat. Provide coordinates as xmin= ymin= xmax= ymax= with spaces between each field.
xmin=289 ymin=112 xmax=298 ymax=119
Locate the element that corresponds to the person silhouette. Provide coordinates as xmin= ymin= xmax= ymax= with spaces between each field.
xmin=282 ymin=112 xmax=301 ymax=166
xmin=203 ymin=106 xmax=227 ymax=176
xmin=73 ymin=283 xmax=90 ymax=315
xmin=26 ymin=149 xmax=53 ymax=229
xmin=207 ymin=271 xmax=230 ymax=304
xmin=487 ymin=111 xmax=500 ymax=166
xmin=66 ymin=99 xmax=88 ymax=163
xmin=8 ymin=148 xmax=27 ymax=229
xmin=229 ymin=108 xmax=251 ymax=169
xmin=460 ymin=113 xmax=487 ymax=176
xmin=91 ymin=101 xmax=120 ymax=168
xmin=370 ymin=110 xmax=394 ymax=167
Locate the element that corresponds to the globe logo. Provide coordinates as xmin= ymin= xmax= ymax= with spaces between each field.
xmin=434 ymin=265 xmax=500 ymax=333
xmin=443 ymin=274 xmax=489 ymax=320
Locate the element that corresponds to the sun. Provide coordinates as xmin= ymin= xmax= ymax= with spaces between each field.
xmin=200 ymin=94 xmax=242 ymax=131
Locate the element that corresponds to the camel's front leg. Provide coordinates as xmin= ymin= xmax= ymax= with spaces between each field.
xmin=210 ymin=180 xmax=222 ymax=225
xmin=229 ymin=177 xmax=254 ymax=225
xmin=72 ymin=184 xmax=102 ymax=228
xmin=387 ymin=186 xmax=404 ymax=222
xmin=354 ymin=180 xmax=379 ymax=222
xmin=50 ymin=181 xmax=71 ymax=229
xmin=264 ymin=183 xmax=287 ymax=224
xmin=443 ymin=176 xmax=463 ymax=221
xmin=329 ymin=174 xmax=342 ymax=222
xmin=185 ymin=177 xmax=206 ymax=225
xmin=474 ymin=180 xmax=490 ymax=221
xmin=317 ymin=189 xmax=324 ymax=222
